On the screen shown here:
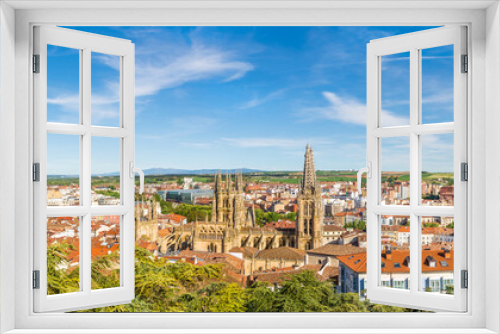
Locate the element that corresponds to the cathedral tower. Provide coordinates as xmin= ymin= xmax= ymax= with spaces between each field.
xmin=210 ymin=171 xmax=254 ymax=228
xmin=296 ymin=145 xmax=323 ymax=250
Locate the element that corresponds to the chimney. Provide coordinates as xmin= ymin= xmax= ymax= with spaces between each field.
xmin=304 ymin=253 xmax=309 ymax=265
xmin=444 ymin=249 xmax=451 ymax=259
xmin=386 ymin=249 xmax=392 ymax=260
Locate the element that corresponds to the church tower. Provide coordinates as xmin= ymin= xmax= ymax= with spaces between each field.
xmin=296 ymin=145 xmax=323 ymax=250
xmin=210 ymin=170 xmax=254 ymax=228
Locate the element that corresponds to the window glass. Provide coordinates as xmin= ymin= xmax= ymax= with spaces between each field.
xmin=421 ymin=133 xmax=454 ymax=207
xmin=47 ymin=45 xmax=80 ymax=124
xmin=47 ymin=133 xmax=80 ymax=206
xmin=421 ymin=216 xmax=454 ymax=294
xmin=380 ymin=215 xmax=410 ymax=290
xmin=47 ymin=216 xmax=80 ymax=295
xmin=381 ymin=52 xmax=410 ymax=127
xmin=91 ymin=215 xmax=121 ymax=289
xmin=91 ymin=52 xmax=121 ymax=127
xmin=421 ymin=45 xmax=454 ymax=124
xmin=381 ymin=137 xmax=410 ymax=205
xmin=91 ymin=137 xmax=121 ymax=206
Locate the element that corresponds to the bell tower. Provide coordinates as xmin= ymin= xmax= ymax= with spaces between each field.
xmin=296 ymin=145 xmax=323 ymax=250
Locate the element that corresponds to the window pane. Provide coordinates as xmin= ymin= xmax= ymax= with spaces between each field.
xmin=47 ymin=216 xmax=80 ymax=295
xmin=380 ymin=52 xmax=410 ymax=127
xmin=380 ymin=215 xmax=410 ymax=290
xmin=47 ymin=45 xmax=80 ymax=124
xmin=91 ymin=137 xmax=121 ymax=206
xmin=381 ymin=137 xmax=410 ymax=205
xmin=421 ymin=45 xmax=454 ymax=124
xmin=47 ymin=133 xmax=80 ymax=206
xmin=91 ymin=52 xmax=121 ymax=127
xmin=91 ymin=215 xmax=121 ymax=290
xmin=421 ymin=216 xmax=454 ymax=294
xmin=421 ymin=133 xmax=454 ymax=207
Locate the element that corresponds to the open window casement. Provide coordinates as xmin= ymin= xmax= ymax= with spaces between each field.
xmin=365 ymin=26 xmax=467 ymax=312
xmin=33 ymin=26 xmax=138 ymax=312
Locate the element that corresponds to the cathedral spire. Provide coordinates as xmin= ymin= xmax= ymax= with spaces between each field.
xmin=302 ymin=144 xmax=317 ymax=191
xmin=235 ymin=170 xmax=243 ymax=192
xmin=216 ymin=170 xmax=222 ymax=191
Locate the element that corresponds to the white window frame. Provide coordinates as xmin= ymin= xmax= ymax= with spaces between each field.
xmin=32 ymin=26 xmax=136 ymax=313
xmin=0 ymin=1 xmax=499 ymax=333
xmin=365 ymin=26 xmax=468 ymax=312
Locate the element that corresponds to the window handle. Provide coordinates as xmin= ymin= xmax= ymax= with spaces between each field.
xmin=129 ymin=162 xmax=144 ymax=194
xmin=357 ymin=162 xmax=371 ymax=195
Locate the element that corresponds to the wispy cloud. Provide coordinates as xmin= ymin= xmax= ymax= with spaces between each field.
xmin=239 ymin=89 xmax=286 ymax=109
xmin=221 ymin=137 xmax=333 ymax=149
xmin=137 ymin=116 xmax=218 ymax=140
xmin=88 ymin=44 xmax=254 ymax=98
xmin=47 ymin=89 xmax=120 ymax=123
xmin=301 ymin=92 xmax=408 ymax=127
xmin=181 ymin=142 xmax=214 ymax=149
xmin=48 ymin=28 xmax=255 ymax=123
xmin=422 ymin=92 xmax=453 ymax=105
xmin=134 ymin=46 xmax=254 ymax=97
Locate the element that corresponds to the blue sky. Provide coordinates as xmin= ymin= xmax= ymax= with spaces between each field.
xmin=46 ymin=26 xmax=454 ymax=174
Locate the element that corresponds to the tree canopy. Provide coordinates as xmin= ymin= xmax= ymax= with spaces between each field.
xmin=47 ymin=243 xmax=419 ymax=313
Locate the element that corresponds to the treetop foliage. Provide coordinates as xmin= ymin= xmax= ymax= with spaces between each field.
xmin=47 ymin=243 xmax=419 ymax=313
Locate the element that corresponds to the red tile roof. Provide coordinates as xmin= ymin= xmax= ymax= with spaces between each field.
xmin=338 ymin=249 xmax=454 ymax=274
xmin=307 ymin=244 xmax=366 ymax=257
xmin=255 ymin=247 xmax=306 ymax=261
xmin=323 ymin=225 xmax=346 ymax=232
xmin=228 ymin=246 xmax=259 ymax=258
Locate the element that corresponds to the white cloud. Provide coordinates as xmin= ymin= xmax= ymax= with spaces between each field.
xmin=137 ymin=116 xmax=218 ymax=140
xmin=134 ymin=45 xmax=253 ymax=97
xmin=181 ymin=142 xmax=213 ymax=149
xmin=47 ymin=90 xmax=120 ymax=122
xmin=221 ymin=137 xmax=333 ymax=149
xmin=47 ymin=29 xmax=254 ymax=122
xmin=422 ymin=92 xmax=453 ymax=105
xmin=302 ymin=92 xmax=408 ymax=127
xmin=47 ymin=94 xmax=79 ymax=107
xmin=239 ymin=89 xmax=286 ymax=109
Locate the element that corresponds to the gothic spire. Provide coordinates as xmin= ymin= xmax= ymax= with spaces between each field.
xmin=302 ymin=144 xmax=317 ymax=191
xmin=216 ymin=170 xmax=222 ymax=190
xmin=235 ymin=170 xmax=240 ymax=191
xmin=235 ymin=169 xmax=243 ymax=192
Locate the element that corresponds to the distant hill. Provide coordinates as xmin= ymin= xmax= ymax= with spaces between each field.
xmin=140 ymin=168 xmax=262 ymax=176
xmin=80 ymin=168 xmax=263 ymax=177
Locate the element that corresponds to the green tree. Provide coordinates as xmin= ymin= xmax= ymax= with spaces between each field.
xmin=271 ymin=270 xmax=332 ymax=312
xmin=179 ymin=282 xmax=248 ymax=312
xmin=47 ymin=243 xmax=79 ymax=295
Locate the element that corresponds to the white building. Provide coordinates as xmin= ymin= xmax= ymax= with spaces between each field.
xmin=337 ymin=249 xmax=454 ymax=295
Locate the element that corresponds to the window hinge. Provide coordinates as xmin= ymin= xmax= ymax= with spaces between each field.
xmin=461 ymin=162 xmax=468 ymax=182
xmin=33 ymin=54 xmax=40 ymax=73
xmin=33 ymin=163 xmax=40 ymax=182
xmin=461 ymin=270 xmax=468 ymax=289
xmin=461 ymin=54 xmax=468 ymax=73
xmin=32 ymin=270 xmax=40 ymax=289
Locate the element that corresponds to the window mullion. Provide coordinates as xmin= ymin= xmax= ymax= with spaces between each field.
xmin=82 ymin=47 xmax=92 ymax=293
xmin=409 ymin=48 xmax=420 ymax=294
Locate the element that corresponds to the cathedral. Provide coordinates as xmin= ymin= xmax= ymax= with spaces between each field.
xmin=135 ymin=145 xmax=324 ymax=253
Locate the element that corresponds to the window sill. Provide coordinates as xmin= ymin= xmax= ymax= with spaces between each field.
xmin=3 ymin=329 xmax=498 ymax=334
